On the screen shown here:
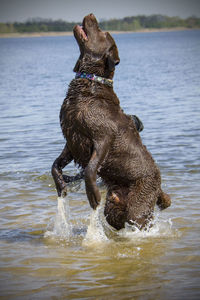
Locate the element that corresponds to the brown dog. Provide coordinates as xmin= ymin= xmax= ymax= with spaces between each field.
xmin=52 ymin=14 xmax=171 ymax=230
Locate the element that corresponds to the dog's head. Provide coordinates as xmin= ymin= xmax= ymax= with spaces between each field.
xmin=73 ymin=14 xmax=120 ymax=78
xmin=104 ymin=186 xmax=156 ymax=231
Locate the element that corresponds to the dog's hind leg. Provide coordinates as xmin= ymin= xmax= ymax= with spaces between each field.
xmin=63 ymin=170 xmax=84 ymax=183
xmin=85 ymin=137 xmax=110 ymax=210
xmin=51 ymin=143 xmax=73 ymax=197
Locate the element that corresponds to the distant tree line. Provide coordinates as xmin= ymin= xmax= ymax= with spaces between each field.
xmin=100 ymin=15 xmax=200 ymax=31
xmin=0 ymin=15 xmax=200 ymax=34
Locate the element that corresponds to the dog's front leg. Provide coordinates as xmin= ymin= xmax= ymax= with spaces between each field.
xmin=85 ymin=138 xmax=110 ymax=209
xmin=51 ymin=143 xmax=73 ymax=197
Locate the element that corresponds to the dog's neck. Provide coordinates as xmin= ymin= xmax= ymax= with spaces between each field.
xmin=73 ymin=54 xmax=115 ymax=81
xmin=75 ymin=72 xmax=113 ymax=88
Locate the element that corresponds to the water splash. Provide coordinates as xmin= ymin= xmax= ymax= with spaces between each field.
xmin=83 ymin=202 xmax=109 ymax=246
xmin=45 ymin=195 xmax=175 ymax=245
xmin=119 ymin=214 xmax=174 ymax=241
xmin=45 ymin=196 xmax=71 ymax=240
xmin=83 ymin=203 xmax=175 ymax=246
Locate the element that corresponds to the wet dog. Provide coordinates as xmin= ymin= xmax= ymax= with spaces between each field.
xmin=52 ymin=14 xmax=171 ymax=230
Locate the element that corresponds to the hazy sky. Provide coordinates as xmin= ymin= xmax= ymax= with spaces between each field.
xmin=0 ymin=0 xmax=200 ymax=22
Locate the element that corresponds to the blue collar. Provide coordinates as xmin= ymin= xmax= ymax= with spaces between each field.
xmin=75 ymin=72 xmax=113 ymax=88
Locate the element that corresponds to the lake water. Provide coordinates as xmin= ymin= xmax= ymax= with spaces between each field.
xmin=0 ymin=30 xmax=200 ymax=299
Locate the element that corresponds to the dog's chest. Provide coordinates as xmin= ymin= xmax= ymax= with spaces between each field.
xmin=60 ymin=97 xmax=94 ymax=167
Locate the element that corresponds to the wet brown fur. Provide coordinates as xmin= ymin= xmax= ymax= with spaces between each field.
xmin=52 ymin=14 xmax=171 ymax=230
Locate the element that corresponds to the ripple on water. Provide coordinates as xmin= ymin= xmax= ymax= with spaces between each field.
xmin=44 ymin=196 xmax=178 ymax=251
xmin=0 ymin=31 xmax=200 ymax=299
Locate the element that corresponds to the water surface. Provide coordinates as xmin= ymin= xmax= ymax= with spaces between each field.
xmin=0 ymin=30 xmax=200 ymax=299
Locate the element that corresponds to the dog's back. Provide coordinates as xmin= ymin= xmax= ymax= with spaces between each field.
xmin=61 ymin=78 xmax=160 ymax=186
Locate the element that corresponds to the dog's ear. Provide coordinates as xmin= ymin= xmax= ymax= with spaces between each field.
xmin=106 ymin=55 xmax=116 ymax=72
xmin=105 ymin=49 xmax=120 ymax=73
xmin=104 ymin=32 xmax=120 ymax=71
xmin=73 ymin=57 xmax=81 ymax=72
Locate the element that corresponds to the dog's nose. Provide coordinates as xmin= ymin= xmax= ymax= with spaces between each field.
xmin=84 ymin=13 xmax=96 ymax=23
xmin=89 ymin=13 xmax=94 ymax=18
xmin=84 ymin=13 xmax=98 ymax=28
xmin=88 ymin=13 xmax=97 ymax=22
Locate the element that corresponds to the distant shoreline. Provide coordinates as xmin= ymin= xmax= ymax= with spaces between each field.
xmin=0 ymin=27 xmax=197 ymax=38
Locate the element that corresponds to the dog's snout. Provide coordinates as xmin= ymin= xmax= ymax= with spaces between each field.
xmin=84 ymin=13 xmax=95 ymax=21
xmin=87 ymin=13 xmax=96 ymax=21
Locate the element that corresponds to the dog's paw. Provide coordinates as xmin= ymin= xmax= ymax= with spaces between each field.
xmin=89 ymin=195 xmax=100 ymax=210
xmin=88 ymin=189 xmax=101 ymax=210
xmin=157 ymin=192 xmax=171 ymax=210
xmin=61 ymin=187 xmax=68 ymax=198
